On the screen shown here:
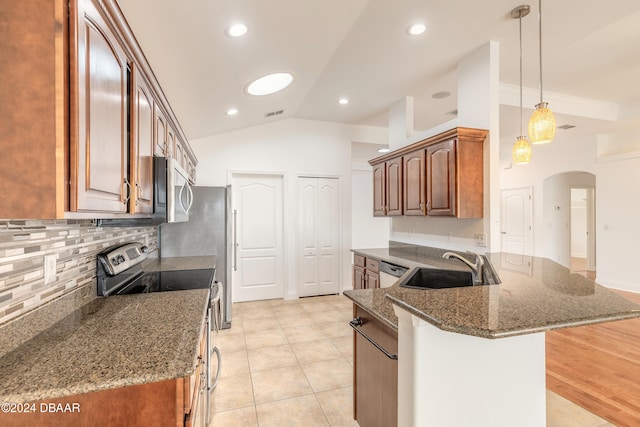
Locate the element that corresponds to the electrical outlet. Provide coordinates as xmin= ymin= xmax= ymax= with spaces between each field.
xmin=475 ymin=233 xmax=487 ymax=247
xmin=44 ymin=254 xmax=57 ymax=285
xmin=446 ymin=232 xmax=453 ymax=242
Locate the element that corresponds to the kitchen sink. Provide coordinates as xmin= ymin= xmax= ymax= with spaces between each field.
xmin=399 ymin=268 xmax=474 ymax=290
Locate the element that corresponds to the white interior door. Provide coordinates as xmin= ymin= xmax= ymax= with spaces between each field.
xmin=298 ymin=177 xmax=340 ymax=297
xmin=231 ymin=173 xmax=284 ymax=302
xmin=501 ymin=187 xmax=532 ymax=255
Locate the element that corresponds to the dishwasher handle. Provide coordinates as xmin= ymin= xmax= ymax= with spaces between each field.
xmin=379 ymin=261 xmax=408 ymax=278
xmin=349 ymin=317 xmax=398 ymax=360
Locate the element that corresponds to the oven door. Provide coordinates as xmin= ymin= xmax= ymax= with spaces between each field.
xmin=207 ymin=283 xmax=222 ymax=424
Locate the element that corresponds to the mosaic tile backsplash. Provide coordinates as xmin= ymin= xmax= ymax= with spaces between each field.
xmin=0 ymin=220 xmax=158 ymax=325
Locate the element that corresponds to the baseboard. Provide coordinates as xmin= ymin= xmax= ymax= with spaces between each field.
xmin=597 ymin=277 xmax=640 ymax=294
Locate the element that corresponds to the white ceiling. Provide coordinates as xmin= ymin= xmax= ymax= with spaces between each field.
xmin=116 ymin=0 xmax=640 ymax=143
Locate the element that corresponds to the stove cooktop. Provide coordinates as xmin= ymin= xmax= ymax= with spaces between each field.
xmin=115 ymin=269 xmax=215 ymax=295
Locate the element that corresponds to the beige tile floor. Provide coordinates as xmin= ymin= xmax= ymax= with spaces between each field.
xmin=210 ymin=294 xmax=614 ymax=427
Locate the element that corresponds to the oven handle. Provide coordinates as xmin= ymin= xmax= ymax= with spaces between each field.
xmin=211 ymin=346 xmax=221 ymax=390
xmin=349 ymin=317 xmax=398 ymax=360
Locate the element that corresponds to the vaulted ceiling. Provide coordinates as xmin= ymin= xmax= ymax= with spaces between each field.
xmin=116 ymin=0 xmax=640 ymax=144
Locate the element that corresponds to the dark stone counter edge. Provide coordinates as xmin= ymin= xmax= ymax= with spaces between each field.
xmin=343 ymin=291 xmax=398 ymax=332
xmin=386 ymin=293 xmax=640 ymax=339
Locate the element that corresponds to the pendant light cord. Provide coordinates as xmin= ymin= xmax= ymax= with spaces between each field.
xmin=519 ymin=11 xmax=523 ymax=135
xmin=538 ymin=0 xmax=543 ymax=103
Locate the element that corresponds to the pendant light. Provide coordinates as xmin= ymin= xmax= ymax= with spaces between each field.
xmin=528 ymin=0 xmax=556 ymax=144
xmin=511 ymin=5 xmax=532 ymax=165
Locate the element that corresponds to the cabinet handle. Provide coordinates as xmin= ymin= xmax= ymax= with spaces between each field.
xmin=123 ymin=178 xmax=131 ymax=205
xmin=349 ymin=317 xmax=398 ymax=360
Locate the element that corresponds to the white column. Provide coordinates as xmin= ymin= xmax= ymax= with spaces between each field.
xmin=394 ymin=305 xmax=546 ymax=427
xmin=388 ymin=97 xmax=414 ymax=150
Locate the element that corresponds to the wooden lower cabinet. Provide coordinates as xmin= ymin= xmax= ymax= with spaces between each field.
xmin=353 ymin=254 xmax=379 ymax=289
xmin=353 ymin=305 xmax=398 ymax=427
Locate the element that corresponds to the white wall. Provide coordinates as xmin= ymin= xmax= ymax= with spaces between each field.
xmin=500 ymin=128 xmax=640 ymax=292
xmin=500 ymin=133 xmax=597 ymax=259
xmin=351 ymin=169 xmax=390 ymax=249
xmin=596 ymin=152 xmax=640 ymax=292
xmin=190 ymin=118 xmax=387 ymax=298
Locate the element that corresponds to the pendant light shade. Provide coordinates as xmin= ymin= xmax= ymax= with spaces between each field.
xmin=528 ymin=0 xmax=555 ymax=144
xmin=511 ymin=5 xmax=531 ymax=165
xmin=528 ymin=102 xmax=556 ymax=144
xmin=513 ymin=136 xmax=532 ymax=165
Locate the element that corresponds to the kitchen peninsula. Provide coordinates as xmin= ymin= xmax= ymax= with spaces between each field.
xmin=345 ymin=244 xmax=640 ymax=427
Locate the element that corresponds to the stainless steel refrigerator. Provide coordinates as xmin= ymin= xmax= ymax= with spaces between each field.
xmin=159 ymin=186 xmax=232 ymax=329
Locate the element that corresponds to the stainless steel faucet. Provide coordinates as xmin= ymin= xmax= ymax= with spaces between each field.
xmin=442 ymin=251 xmax=485 ymax=285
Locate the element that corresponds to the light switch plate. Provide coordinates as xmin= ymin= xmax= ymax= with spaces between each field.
xmin=44 ymin=254 xmax=57 ymax=285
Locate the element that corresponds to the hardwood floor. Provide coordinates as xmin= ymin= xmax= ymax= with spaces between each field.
xmin=546 ymin=290 xmax=640 ymax=426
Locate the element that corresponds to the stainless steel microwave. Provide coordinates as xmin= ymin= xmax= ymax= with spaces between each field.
xmin=154 ymin=157 xmax=192 ymax=223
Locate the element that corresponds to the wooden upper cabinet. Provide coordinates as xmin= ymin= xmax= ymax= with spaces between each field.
xmin=369 ymin=127 xmax=487 ymax=219
xmin=70 ymin=0 xmax=128 ymax=213
xmin=0 ymin=0 xmax=198 ymax=219
xmin=0 ymin=0 xmax=68 ymax=219
xmin=372 ymin=163 xmax=386 ymax=216
xmin=403 ymin=149 xmax=425 ymax=215
xmin=386 ymin=157 xmax=403 ymax=216
xmin=426 ymin=139 xmax=456 ymax=216
xmin=130 ymin=65 xmax=154 ymax=214
xmin=154 ymin=104 xmax=168 ymax=157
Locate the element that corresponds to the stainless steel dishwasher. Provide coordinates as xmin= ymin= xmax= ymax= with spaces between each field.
xmin=379 ymin=261 xmax=408 ymax=288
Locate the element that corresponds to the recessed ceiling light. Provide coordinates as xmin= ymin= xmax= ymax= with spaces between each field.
xmin=338 ymin=97 xmax=349 ymax=105
xmin=226 ymin=23 xmax=248 ymax=38
xmin=246 ymin=72 xmax=294 ymax=96
xmin=406 ymin=23 xmax=426 ymax=36
xmin=226 ymin=108 xmax=238 ymax=116
xmin=378 ymin=148 xmax=390 ymax=153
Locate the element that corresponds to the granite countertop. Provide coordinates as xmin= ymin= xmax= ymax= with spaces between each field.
xmin=0 ymin=254 xmax=216 ymax=403
xmin=345 ymin=246 xmax=640 ymax=338
xmin=0 ymin=289 xmax=209 ymax=402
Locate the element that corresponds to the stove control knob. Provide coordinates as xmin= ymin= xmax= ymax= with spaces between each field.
xmin=111 ymin=256 xmax=121 ymax=266
xmin=117 ymin=255 xmax=126 ymax=263
xmin=140 ymin=245 xmax=149 ymax=253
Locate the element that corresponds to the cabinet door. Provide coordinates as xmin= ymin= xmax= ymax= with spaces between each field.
xmin=154 ymin=104 xmax=167 ymax=157
xmin=130 ymin=65 xmax=154 ymax=214
xmin=386 ymin=158 xmax=403 ymax=216
xmin=353 ymin=265 xmax=365 ymax=290
xmin=175 ymin=136 xmax=186 ymax=169
xmin=365 ymin=270 xmax=380 ymax=289
xmin=403 ymin=149 xmax=426 ymax=215
xmin=372 ymin=163 xmax=386 ymax=216
xmin=426 ymin=139 xmax=456 ymax=216
xmin=72 ymin=0 xmax=128 ymax=212
xmin=166 ymin=124 xmax=176 ymax=158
